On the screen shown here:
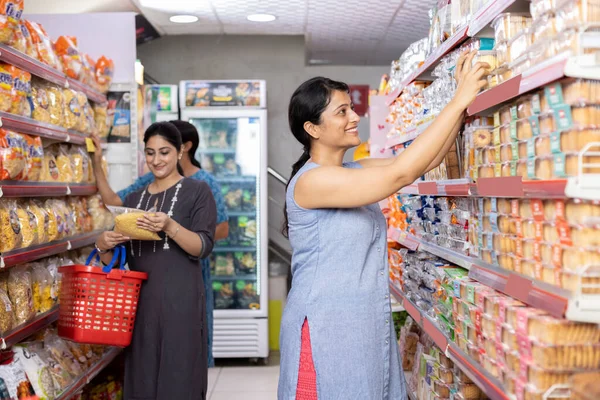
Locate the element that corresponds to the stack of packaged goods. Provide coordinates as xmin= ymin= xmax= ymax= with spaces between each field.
xmin=469 ymin=197 xmax=600 ymax=294
xmin=0 ymin=195 xmax=113 ymax=254
xmin=489 ymin=0 xmax=600 ymax=87
xmin=462 ymin=78 xmax=600 ymax=181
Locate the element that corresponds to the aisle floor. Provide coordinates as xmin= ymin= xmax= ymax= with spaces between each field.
xmin=208 ymin=355 xmax=280 ymax=399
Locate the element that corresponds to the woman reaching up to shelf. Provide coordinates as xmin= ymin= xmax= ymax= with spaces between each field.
xmin=91 ymin=120 xmax=228 ymax=368
xmin=279 ymin=50 xmax=489 ymax=399
xmin=94 ymin=121 xmax=217 ymax=400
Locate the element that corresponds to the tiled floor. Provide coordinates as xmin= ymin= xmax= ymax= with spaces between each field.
xmin=208 ymin=355 xmax=280 ymax=399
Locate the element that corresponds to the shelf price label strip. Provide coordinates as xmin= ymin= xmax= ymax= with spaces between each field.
xmin=0 ymin=114 xmax=88 ymax=145
xmin=389 ymin=284 xmax=510 ymax=400
xmin=0 ymin=308 xmax=59 ymax=350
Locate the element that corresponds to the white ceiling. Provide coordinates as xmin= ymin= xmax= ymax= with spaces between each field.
xmin=25 ymin=0 xmax=436 ymax=66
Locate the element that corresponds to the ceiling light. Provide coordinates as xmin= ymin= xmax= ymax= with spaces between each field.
xmin=170 ymin=15 xmax=198 ymax=23
xmin=247 ymin=13 xmax=276 ymax=22
xmin=309 ymin=59 xmax=331 ymax=65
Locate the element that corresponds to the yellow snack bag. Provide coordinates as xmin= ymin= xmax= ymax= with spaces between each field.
xmin=108 ymin=206 xmax=161 ymax=241
xmin=0 ymin=199 xmax=22 ymax=252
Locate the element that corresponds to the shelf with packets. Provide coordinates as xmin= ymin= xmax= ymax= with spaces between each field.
xmin=0 ymin=307 xmax=58 ymax=350
xmin=390 ymin=285 xmax=511 ymax=400
xmin=56 ymin=347 xmax=123 ymax=400
xmin=0 ymin=112 xmax=91 ymax=145
xmin=386 ymin=192 xmax=600 ymax=323
xmin=0 ymin=40 xmax=108 ymax=104
xmin=1 ymin=231 xmax=101 ymax=269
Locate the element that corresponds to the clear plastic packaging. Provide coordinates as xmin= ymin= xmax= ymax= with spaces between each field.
xmin=530 ymin=342 xmax=600 ymax=370
xmin=508 ymin=29 xmax=534 ymax=64
xmin=555 ymin=0 xmax=600 ymax=31
xmin=532 ymin=13 xmax=558 ymax=43
xmin=519 ymin=308 xmax=600 ymax=345
xmin=492 ymin=13 xmax=533 ymax=43
xmin=455 ymin=382 xmax=484 ymax=399
xmin=107 ymin=205 xmax=161 ymax=241
xmin=8 ymin=265 xmax=34 ymax=325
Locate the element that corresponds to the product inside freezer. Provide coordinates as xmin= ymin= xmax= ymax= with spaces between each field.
xmin=213 ymin=281 xmax=235 ymax=309
xmin=221 ymin=181 xmax=256 ymax=212
xmin=191 ymin=118 xmax=238 ymax=150
xmin=200 ymin=153 xmax=241 ymax=177
xmin=236 ymin=280 xmax=259 ymax=309
xmin=213 ymin=253 xmax=236 ymax=276
xmin=235 ymin=251 xmax=257 ymax=275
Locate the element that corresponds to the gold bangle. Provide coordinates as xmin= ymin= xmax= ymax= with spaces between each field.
xmin=169 ymin=224 xmax=180 ymax=239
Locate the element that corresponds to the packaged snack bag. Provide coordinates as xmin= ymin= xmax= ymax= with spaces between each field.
xmin=0 ymin=62 xmax=13 ymax=112
xmin=24 ymin=21 xmax=60 ymax=69
xmin=62 ymin=88 xmax=80 ymax=130
xmin=0 ymin=198 xmax=22 ymax=251
xmin=0 ymin=129 xmax=26 ymax=180
xmin=95 ymin=56 xmax=114 ymax=93
xmin=54 ymin=36 xmax=82 ymax=80
xmin=0 ymin=0 xmax=23 ymax=46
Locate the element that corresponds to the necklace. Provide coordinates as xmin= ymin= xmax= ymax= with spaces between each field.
xmin=131 ymin=180 xmax=180 ymax=257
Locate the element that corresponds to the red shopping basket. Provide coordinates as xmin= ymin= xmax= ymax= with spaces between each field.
xmin=58 ymin=245 xmax=147 ymax=347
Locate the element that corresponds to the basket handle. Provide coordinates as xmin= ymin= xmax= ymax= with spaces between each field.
xmin=86 ymin=247 xmax=120 ymax=271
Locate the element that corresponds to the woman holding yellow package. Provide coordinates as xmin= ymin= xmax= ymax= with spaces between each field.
xmin=95 ymin=121 xmax=217 ymax=400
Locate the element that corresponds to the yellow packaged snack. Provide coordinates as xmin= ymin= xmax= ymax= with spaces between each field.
xmin=42 ymin=200 xmax=59 ymax=242
xmin=16 ymin=202 xmax=36 ymax=248
xmin=46 ymin=84 xmax=65 ymax=126
xmin=28 ymin=200 xmax=48 ymax=244
xmin=69 ymin=145 xmax=87 ymax=184
xmin=0 ymin=288 xmax=13 ymax=334
xmin=10 ymin=65 xmax=31 ymax=117
xmin=110 ymin=206 xmax=161 ymax=241
xmin=55 ymin=145 xmax=74 ymax=183
xmin=0 ymin=0 xmax=23 ymax=45
xmin=88 ymin=194 xmax=113 ymax=231
xmin=93 ymin=103 xmax=109 ymax=138
xmin=76 ymin=92 xmax=90 ymax=134
xmin=0 ymin=199 xmax=22 ymax=252
xmin=8 ymin=265 xmax=35 ymax=325
xmin=30 ymin=263 xmax=53 ymax=314
xmin=0 ymin=63 xmax=11 ymax=112
xmin=31 ymin=80 xmax=51 ymax=124
xmin=62 ymin=88 xmax=80 ymax=130
xmin=39 ymin=148 xmax=61 ymax=183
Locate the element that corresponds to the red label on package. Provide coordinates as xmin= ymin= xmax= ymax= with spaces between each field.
xmin=475 ymin=309 xmax=482 ymax=332
xmin=555 ymin=268 xmax=563 ymax=287
xmin=534 ymin=221 xmax=543 ymax=241
xmin=534 ymin=263 xmax=543 ymax=280
xmin=515 ymin=308 xmax=529 ymax=337
xmin=555 ymin=200 xmax=566 ymax=220
xmin=453 ymin=298 xmax=459 ymax=315
xmin=518 ymin=362 xmax=529 ymax=389
xmin=498 ymin=298 xmax=507 ymax=322
xmin=557 ymin=221 xmax=572 ymax=245
xmin=475 ymin=291 xmax=486 ymax=310
xmin=515 ymin=219 xmax=523 ymax=237
xmin=514 ymin=257 xmax=523 ymax=274
xmin=516 ymin=379 xmax=526 ymax=400
xmin=552 ymin=244 xmax=562 ymax=267
xmin=477 ymin=331 xmax=484 ymax=348
xmin=511 ymin=200 xmax=520 ymax=217
xmin=533 ymin=241 xmax=542 ymax=261
xmin=496 ymin=342 xmax=506 ymax=365
xmin=515 ymin=239 xmax=523 ymax=257
xmin=531 ymin=200 xmax=544 ymax=221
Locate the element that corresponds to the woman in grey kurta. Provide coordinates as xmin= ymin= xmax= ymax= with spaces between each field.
xmin=278 ymin=53 xmax=487 ymax=399
xmin=95 ymin=122 xmax=217 ymax=400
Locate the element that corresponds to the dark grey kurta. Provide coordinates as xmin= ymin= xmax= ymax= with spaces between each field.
xmin=122 ymin=178 xmax=217 ymax=400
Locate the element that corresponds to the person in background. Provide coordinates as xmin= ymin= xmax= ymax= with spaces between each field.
xmin=91 ymin=120 xmax=229 ymax=369
xmin=95 ymin=121 xmax=216 ymax=399
xmin=278 ymin=51 xmax=487 ymax=398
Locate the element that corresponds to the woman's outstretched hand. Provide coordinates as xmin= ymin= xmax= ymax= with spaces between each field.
xmin=96 ymin=231 xmax=130 ymax=252
xmin=451 ymin=50 xmax=490 ymax=111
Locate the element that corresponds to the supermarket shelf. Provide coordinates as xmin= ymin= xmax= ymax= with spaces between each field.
xmin=467 ymin=53 xmax=600 ymax=115
xmin=213 ymin=246 xmax=257 ymax=253
xmin=0 ymin=112 xmax=88 ymax=145
xmin=0 ymin=231 xmax=100 ymax=269
xmin=56 ymin=347 xmax=122 ymax=400
xmin=389 ymin=284 xmax=510 ymax=400
xmin=0 ymin=44 xmax=107 ymax=104
xmin=1 ymin=308 xmax=58 ymax=349
xmin=0 ymin=182 xmax=97 ymax=197
xmin=388 ymin=228 xmax=600 ymax=323
xmin=396 ymin=177 xmax=570 ymax=198
xmin=404 ymin=371 xmax=416 ymax=400
xmin=385 ymin=26 xmax=469 ymax=106
xmin=385 ymin=120 xmax=435 ymax=149
xmin=212 ymin=275 xmax=258 ymax=281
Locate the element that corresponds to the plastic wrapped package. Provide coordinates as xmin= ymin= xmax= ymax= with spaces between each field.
xmin=62 ymin=88 xmax=80 ymax=130
xmin=13 ymin=343 xmax=59 ymax=399
xmin=95 ymin=56 xmax=114 ymax=93
xmin=571 ymin=372 xmax=600 ymax=400
xmin=16 ymin=201 xmax=36 ymax=248
xmin=0 ymin=288 xmax=13 ymax=334
xmin=27 ymin=200 xmax=48 ymax=245
xmin=80 ymin=53 xmax=96 ymax=89
xmin=0 ymin=353 xmax=36 ymax=399
xmin=8 ymin=265 xmax=34 ymax=325
xmin=43 ymin=332 xmax=84 ymax=379
xmin=23 ymin=134 xmax=43 ymax=182
xmin=508 ymin=30 xmax=533 ymax=64
xmin=24 ymin=21 xmax=60 ymax=69
xmin=70 ymin=145 xmax=90 ymax=184
xmin=492 ymin=13 xmax=532 ymax=43
xmin=45 ymin=84 xmax=65 ymax=127
xmin=31 ymin=80 xmax=53 ymax=124
xmin=0 ymin=198 xmax=22 ymax=252
xmin=572 ymin=104 xmax=600 ymax=126
xmin=109 ymin=205 xmax=161 ymax=240
xmin=10 ymin=65 xmax=31 ymax=117
xmin=54 ymin=36 xmax=82 ymax=80
xmin=510 ymin=53 xmax=533 ymax=76
xmin=0 ymin=0 xmax=23 ymax=45
xmin=77 ymin=92 xmax=91 ymax=133
xmin=0 ymin=129 xmax=26 ymax=180
xmin=531 ymin=13 xmax=558 ymax=43
xmin=0 ymin=62 xmax=14 ymax=112
xmin=555 ymin=0 xmax=600 ymax=31
xmin=55 ymin=144 xmax=74 ymax=183
xmin=93 ymin=102 xmax=110 ymax=138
